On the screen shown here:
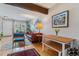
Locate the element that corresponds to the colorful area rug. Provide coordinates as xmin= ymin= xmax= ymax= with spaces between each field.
xmin=7 ymin=48 xmax=40 ymax=56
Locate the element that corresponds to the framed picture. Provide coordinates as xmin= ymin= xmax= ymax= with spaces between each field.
xmin=52 ymin=10 xmax=69 ymax=28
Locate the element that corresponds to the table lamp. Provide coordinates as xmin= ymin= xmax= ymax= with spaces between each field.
xmin=36 ymin=22 xmax=43 ymax=33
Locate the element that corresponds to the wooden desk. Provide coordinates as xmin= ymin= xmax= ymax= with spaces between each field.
xmin=36 ymin=35 xmax=42 ymax=42
xmin=45 ymin=35 xmax=73 ymax=44
xmin=42 ymin=35 xmax=74 ymax=56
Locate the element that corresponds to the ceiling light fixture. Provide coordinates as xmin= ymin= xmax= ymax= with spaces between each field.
xmin=19 ymin=14 xmax=38 ymax=19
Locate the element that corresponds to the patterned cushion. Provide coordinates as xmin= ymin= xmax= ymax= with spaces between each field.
xmin=15 ymin=38 xmax=25 ymax=41
xmin=67 ymin=47 xmax=79 ymax=56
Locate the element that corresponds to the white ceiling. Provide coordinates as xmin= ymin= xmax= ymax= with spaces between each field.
xmin=34 ymin=3 xmax=56 ymax=8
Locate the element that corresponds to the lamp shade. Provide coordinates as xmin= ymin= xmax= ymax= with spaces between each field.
xmin=36 ymin=23 xmax=43 ymax=29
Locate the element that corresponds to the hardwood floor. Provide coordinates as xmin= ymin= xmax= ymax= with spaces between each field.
xmin=33 ymin=43 xmax=58 ymax=56
xmin=0 ymin=37 xmax=58 ymax=56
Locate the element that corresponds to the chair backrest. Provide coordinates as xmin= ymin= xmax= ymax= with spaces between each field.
xmin=13 ymin=33 xmax=24 ymax=38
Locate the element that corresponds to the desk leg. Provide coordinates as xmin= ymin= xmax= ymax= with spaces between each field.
xmin=42 ymin=43 xmax=44 ymax=51
xmin=42 ymin=35 xmax=44 ymax=51
xmin=62 ymin=43 xmax=65 ymax=56
xmin=70 ymin=41 xmax=73 ymax=48
xmin=58 ymin=52 xmax=61 ymax=56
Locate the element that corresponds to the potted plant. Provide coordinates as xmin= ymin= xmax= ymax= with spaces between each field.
xmin=0 ymin=32 xmax=3 ymax=36
xmin=0 ymin=32 xmax=3 ymax=40
xmin=55 ymin=29 xmax=60 ymax=36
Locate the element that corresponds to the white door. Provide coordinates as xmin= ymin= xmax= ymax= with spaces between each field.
xmin=3 ymin=20 xmax=12 ymax=36
xmin=0 ymin=17 xmax=2 ymax=34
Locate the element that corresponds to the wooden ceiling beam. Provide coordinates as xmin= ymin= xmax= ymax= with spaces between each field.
xmin=6 ymin=3 xmax=48 ymax=14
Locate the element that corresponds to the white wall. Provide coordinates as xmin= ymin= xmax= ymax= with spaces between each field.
xmin=42 ymin=3 xmax=79 ymax=46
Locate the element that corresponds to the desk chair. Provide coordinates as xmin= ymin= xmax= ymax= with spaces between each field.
xmin=13 ymin=33 xmax=25 ymax=49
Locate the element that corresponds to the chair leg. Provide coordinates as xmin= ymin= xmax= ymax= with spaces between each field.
xmin=13 ymin=42 xmax=16 ymax=49
xmin=23 ymin=37 xmax=25 ymax=48
xmin=12 ymin=42 xmax=14 ymax=52
xmin=12 ymin=42 xmax=14 ymax=49
xmin=12 ymin=40 xmax=25 ymax=49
